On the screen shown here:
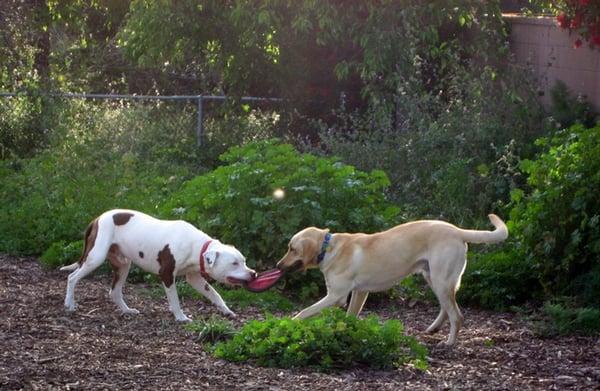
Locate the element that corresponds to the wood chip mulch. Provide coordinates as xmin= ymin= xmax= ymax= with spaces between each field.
xmin=1 ymin=255 xmax=598 ymax=390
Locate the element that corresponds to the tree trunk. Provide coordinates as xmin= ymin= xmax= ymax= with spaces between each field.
xmin=31 ymin=0 xmax=50 ymax=85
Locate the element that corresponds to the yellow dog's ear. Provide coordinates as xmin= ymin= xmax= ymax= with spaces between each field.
xmin=299 ymin=237 xmax=319 ymax=259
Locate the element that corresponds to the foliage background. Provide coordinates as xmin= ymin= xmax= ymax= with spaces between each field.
xmin=1 ymin=0 xmax=599 ymax=328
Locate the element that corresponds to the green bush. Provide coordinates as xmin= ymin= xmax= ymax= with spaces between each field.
xmin=212 ymin=308 xmax=427 ymax=371
xmin=303 ymin=1 xmax=544 ymax=225
xmin=310 ymin=83 xmax=541 ymax=226
xmin=459 ymin=248 xmax=540 ymax=310
xmin=0 ymin=97 xmax=288 ymax=258
xmin=536 ymin=302 xmax=600 ymax=336
xmin=0 ymin=151 xmax=185 ymax=255
xmin=509 ymin=123 xmax=600 ymax=307
xmin=0 ymin=99 xmax=199 ymax=255
xmin=199 ymin=109 xmax=284 ymax=168
xmin=548 ymin=81 xmax=596 ymax=130
xmin=39 ymin=240 xmax=83 ymax=269
xmin=161 ymin=140 xmax=400 ymax=273
xmin=0 ymin=94 xmax=56 ymax=158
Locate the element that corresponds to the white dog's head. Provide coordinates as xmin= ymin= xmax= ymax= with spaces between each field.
xmin=204 ymin=243 xmax=256 ymax=286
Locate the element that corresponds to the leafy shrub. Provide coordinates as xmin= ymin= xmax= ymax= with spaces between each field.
xmin=309 ymin=75 xmax=542 ymax=225
xmin=0 ymin=94 xmax=55 ymax=158
xmin=548 ymin=81 xmax=596 ymax=129
xmin=185 ymin=316 xmax=237 ymax=344
xmin=536 ymin=302 xmax=600 ymax=336
xmin=161 ymin=140 xmax=400 ymax=273
xmin=571 ymin=263 xmax=600 ymax=309
xmin=509 ymin=123 xmax=600 ymax=307
xmin=212 ymin=308 xmax=427 ymax=371
xmin=0 ymin=151 xmax=185 ymax=255
xmin=199 ymin=109 xmax=284 ymax=168
xmin=0 ymin=99 xmax=199 ymax=255
xmin=459 ymin=248 xmax=540 ymax=310
xmin=40 ymin=240 xmax=83 ymax=269
xmin=300 ymin=1 xmax=545 ymax=225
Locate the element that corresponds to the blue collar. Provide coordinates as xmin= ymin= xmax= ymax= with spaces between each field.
xmin=316 ymin=233 xmax=332 ymax=263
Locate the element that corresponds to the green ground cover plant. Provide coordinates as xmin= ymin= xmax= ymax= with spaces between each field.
xmin=184 ymin=316 xmax=237 ymax=344
xmin=212 ymin=308 xmax=427 ymax=371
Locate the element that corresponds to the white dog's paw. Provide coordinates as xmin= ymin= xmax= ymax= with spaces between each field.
xmin=122 ymin=308 xmax=140 ymax=315
xmin=222 ymin=309 xmax=237 ymax=318
xmin=175 ymin=315 xmax=192 ymax=322
xmin=65 ymin=303 xmax=76 ymax=312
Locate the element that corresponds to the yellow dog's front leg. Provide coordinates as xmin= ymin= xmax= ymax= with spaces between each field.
xmin=293 ymin=281 xmax=352 ymax=320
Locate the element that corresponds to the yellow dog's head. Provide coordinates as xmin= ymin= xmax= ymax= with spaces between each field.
xmin=276 ymin=227 xmax=330 ymax=273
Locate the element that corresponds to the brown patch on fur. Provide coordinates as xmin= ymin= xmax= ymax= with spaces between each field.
xmin=204 ymin=283 xmax=210 ymax=292
xmin=139 ymin=251 xmax=144 ymax=258
xmin=108 ymin=244 xmax=123 ymax=289
xmin=79 ymin=218 xmax=99 ymax=265
xmin=157 ymin=244 xmax=176 ymax=287
xmin=113 ymin=212 xmax=134 ymax=226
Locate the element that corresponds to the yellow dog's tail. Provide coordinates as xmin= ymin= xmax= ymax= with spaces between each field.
xmin=458 ymin=214 xmax=508 ymax=244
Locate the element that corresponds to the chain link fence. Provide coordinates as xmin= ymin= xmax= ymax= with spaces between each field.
xmin=0 ymin=92 xmax=282 ymax=159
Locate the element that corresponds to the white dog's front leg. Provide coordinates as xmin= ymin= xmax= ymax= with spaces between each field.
xmin=186 ymin=273 xmax=236 ymax=317
xmin=293 ymin=292 xmax=348 ymax=320
xmin=163 ymin=283 xmax=191 ymax=322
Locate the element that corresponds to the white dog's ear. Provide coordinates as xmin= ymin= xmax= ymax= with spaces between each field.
xmin=205 ymin=251 xmax=220 ymax=267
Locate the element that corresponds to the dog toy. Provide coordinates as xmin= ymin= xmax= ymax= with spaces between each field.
xmin=245 ymin=268 xmax=284 ymax=292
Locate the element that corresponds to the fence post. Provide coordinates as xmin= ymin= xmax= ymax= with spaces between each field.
xmin=196 ymin=95 xmax=203 ymax=146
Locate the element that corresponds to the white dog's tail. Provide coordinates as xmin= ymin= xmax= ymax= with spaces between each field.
xmin=458 ymin=214 xmax=508 ymax=244
xmin=59 ymin=217 xmax=99 ymax=271
xmin=60 ymin=262 xmax=80 ymax=271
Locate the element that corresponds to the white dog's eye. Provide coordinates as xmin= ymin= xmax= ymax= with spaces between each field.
xmin=232 ymin=261 xmax=239 ymax=266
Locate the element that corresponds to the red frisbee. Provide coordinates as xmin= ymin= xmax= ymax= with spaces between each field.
xmin=245 ymin=268 xmax=284 ymax=293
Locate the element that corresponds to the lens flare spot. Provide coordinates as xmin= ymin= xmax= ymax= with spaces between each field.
xmin=273 ymin=188 xmax=285 ymax=200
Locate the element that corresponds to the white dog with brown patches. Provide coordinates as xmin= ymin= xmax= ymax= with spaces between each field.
xmin=276 ymin=214 xmax=508 ymax=346
xmin=61 ymin=209 xmax=257 ymax=321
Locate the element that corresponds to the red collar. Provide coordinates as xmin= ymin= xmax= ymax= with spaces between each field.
xmin=199 ymin=240 xmax=213 ymax=280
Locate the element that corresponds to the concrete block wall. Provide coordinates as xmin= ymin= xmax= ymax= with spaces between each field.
xmin=504 ymin=15 xmax=600 ymax=110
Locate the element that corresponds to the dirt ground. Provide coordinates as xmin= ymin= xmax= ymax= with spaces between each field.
xmin=1 ymin=255 xmax=599 ymax=390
